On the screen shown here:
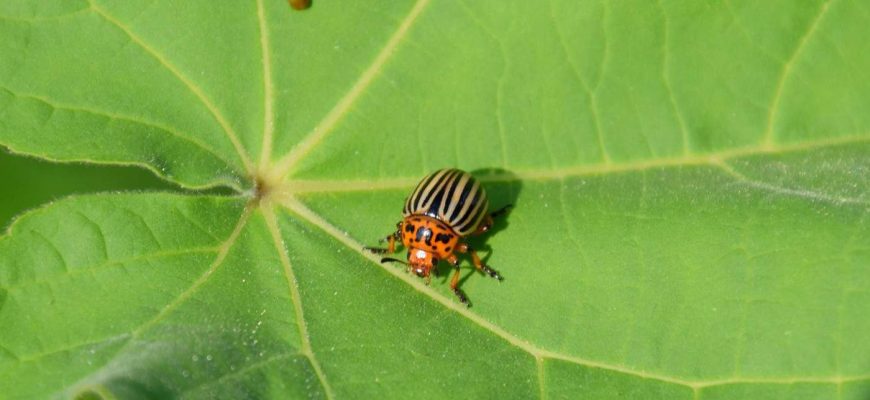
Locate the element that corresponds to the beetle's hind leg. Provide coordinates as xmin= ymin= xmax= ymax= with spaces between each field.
xmin=474 ymin=204 xmax=513 ymax=235
xmin=457 ymin=243 xmax=503 ymax=281
xmin=490 ymin=204 xmax=513 ymax=219
xmin=363 ymin=226 xmax=401 ymax=254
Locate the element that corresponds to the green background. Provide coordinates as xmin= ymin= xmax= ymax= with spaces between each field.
xmin=0 ymin=0 xmax=868 ymax=399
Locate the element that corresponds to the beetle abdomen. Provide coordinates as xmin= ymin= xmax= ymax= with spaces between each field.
xmin=403 ymin=169 xmax=488 ymax=236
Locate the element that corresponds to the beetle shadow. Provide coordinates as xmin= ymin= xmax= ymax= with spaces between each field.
xmin=433 ymin=168 xmax=523 ymax=286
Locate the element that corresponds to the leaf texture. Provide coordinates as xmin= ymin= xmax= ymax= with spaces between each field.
xmin=0 ymin=0 xmax=868 ymax=399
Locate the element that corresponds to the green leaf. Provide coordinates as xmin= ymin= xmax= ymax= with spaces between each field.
xmin=1 ymin=0 xmax=868 ymax=399
xmin=0 ymin=149 xmax=176 ymax=231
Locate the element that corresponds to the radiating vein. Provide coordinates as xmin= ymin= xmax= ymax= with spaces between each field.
xmin=278 ymin=196 xmax=689 ymax=386
xmin=547 ymin=0 xmax=610 ymax=164
xmin=455 ymin=0 xmax=510 ymax=168
xmin=256 ymin=0 xmax=276 ymax=172
xmin=278 ymin=194 xmax=870 ymax=390
xmin=13 ymin=333 xmax=131 ymax=364
xmin=42 ymin=205 xmax=253 ymax=395
xmin=130 ymin=205 xmax=252 ymax=337
xmin=4 ymin=247 xmax=218 ymax=292
xmin=283 ymin=135 xmax=869 ymax=194
xmin=88 ymin=0 xmax=254 ymax=175
xmin=655 ymin=0 xmax=691 ymax=155
xmin=0 ymin=88 xmax=236 ymax=171
xmin=269 ymin=0 xmax=432 ymax=180
xmin=262 ymin=205 xmax=335 ymax=399
xmin=762 ymin=0 xmax=833 ymax=146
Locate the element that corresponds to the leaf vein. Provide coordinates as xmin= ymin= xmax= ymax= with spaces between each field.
xmin=0 ymin=88 xmax=238 ymax=173
xmin=284 ymin=135 xmax=870 ymax=194
xmin=88 ymin=0 xmax=254 ymax=174
xmin=655 ymin=0 xmax=691 ymax=155
xmin=547 ymin=0 xmax=610 ymax=164
xmin=456 ymin=0 xmax=509 ymax=168
xmin=280 ymin=195 xmax=870 ymax=390
xmin=262 ymin=206 xmax=335 ymax=399
xmin=30 ymin=230 xmax=70 ymax=273
xmin=270 ymin=0 xmax=432 ymax=180
xmin=13 ymin=333 xmax=132 ymax=364
xmin=762 ymin=0 xmax=834 ymax=146
xmin=179 ymin=353 xmax=298 ymax=397
xmin=129 ymin=205 xmax=252 ymax=337
xmin=3 ymin=247 xmax=218 ymax=292
xmin=279 ymin=196 xmax=691 ymax=387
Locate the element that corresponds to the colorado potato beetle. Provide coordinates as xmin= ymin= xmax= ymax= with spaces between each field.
xmin=365 ymin=168 xmax=511 ymax=306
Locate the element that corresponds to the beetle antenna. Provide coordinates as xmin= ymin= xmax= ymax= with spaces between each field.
xmin=380 ymin=257 xmax=409 ymax=266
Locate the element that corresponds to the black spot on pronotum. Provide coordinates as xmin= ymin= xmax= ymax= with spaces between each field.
xmin=405 ymin=224 xmax=415 ymax=233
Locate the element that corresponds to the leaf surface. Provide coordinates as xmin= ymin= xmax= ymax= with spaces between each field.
xmin=0 ymin=0 xmax=868 ymax=399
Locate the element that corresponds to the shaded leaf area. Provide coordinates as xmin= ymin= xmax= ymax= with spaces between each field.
xmin=0 ymin=150 xmax=180 ymax=231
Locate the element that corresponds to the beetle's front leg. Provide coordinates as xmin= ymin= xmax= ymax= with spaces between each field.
xmin=446 ymin=255 xmax=470 ymax=306
xmin=364 ymin=225 xmax=402 ymax=254
xmin=456 ymin=243 xmax=503 ymax=281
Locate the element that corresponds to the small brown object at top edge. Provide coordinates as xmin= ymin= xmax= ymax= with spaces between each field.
xmin=288 ymin=0 xmax=311 ymax=10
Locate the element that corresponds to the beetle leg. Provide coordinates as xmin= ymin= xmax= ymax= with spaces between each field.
xmin=474 ymin=215 xmax=494 ymax=235
xmin=457 ymin=243 xmax=503 ymax=281
xmin=364 ymin=229 xmax=401 ymax=254
xmin=430 ymin=259 xmax=441 ymax=277
xmin=448 ymin=256 xmax=469 ymax=306
xmin=490 ymin=204 xmax=513 ymax=219
xmin=473 ymin=204 xmax=513 ymax=235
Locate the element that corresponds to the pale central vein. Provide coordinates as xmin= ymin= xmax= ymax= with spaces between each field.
xmin=88 ymin=0 xmax=255 ymax=175
xmin=277 ymin=195 xmax=870 ymax=390
xmin=282 ymin=135 xmax=868 ymax=194
xmin=262 ymin=205 xmax=335 ymax=399
xmin=269 ymin=0 xmax=432 ymax=181
xmin=256 ymin=0 xmax=276 ymax=172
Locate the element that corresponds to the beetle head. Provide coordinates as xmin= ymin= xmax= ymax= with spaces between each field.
xmin=407 ymin=248 xmax=437 ymax=277
xmin=380 ymin=249 xmax=438 ymax=279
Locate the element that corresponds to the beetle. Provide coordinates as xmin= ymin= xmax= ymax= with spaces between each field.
xmin=365 ymin=168 xmax=511 ymax=306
